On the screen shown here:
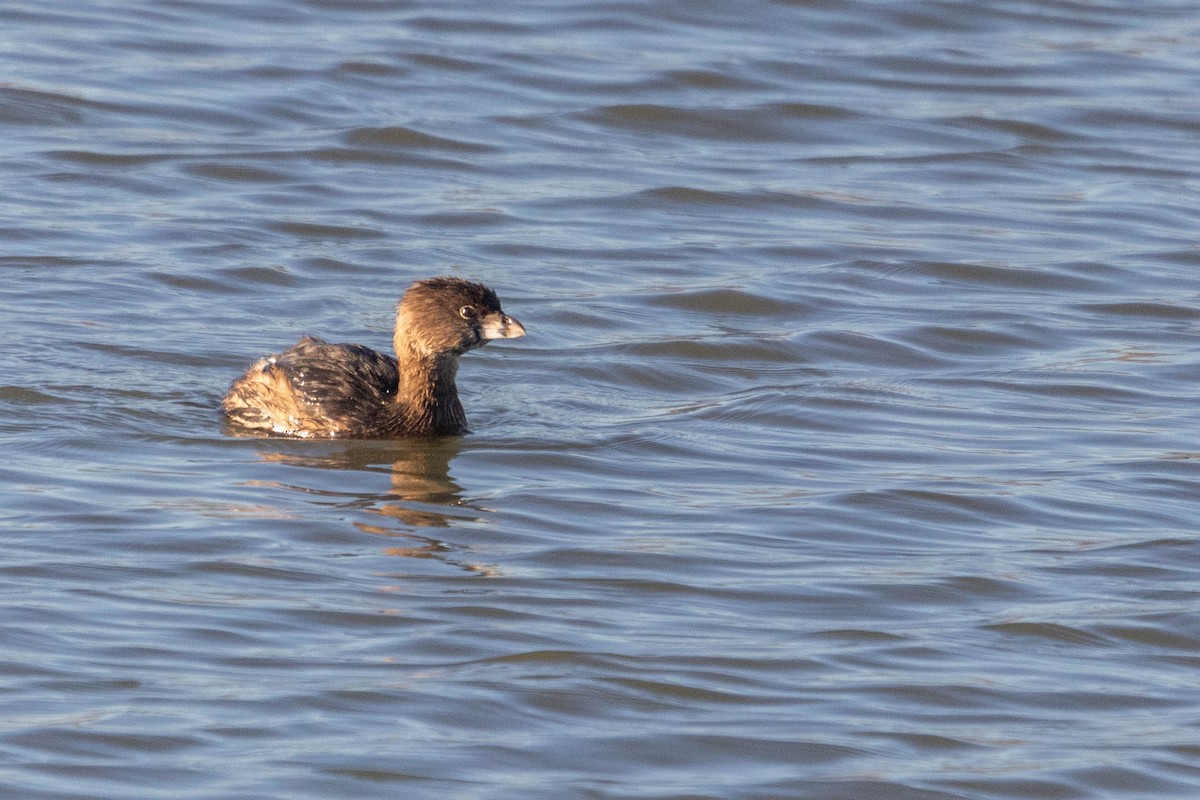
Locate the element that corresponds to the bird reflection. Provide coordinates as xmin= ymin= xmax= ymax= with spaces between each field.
xmin=248 ymin=438 xmax=497 ymax=575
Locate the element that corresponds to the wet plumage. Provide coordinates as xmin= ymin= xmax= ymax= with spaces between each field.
xmin=221 ymin=277 xmax=525 ymax=438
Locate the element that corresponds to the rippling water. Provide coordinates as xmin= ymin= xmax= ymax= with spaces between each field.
xmin=4 ymin=1 xmax=1200 ymax=798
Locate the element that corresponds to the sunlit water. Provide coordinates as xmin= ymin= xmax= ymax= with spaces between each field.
xmin=3 ymin=1 xmax=1200 ymax=798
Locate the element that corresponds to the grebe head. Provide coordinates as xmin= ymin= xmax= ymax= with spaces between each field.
xmin=397 ymin=276 xmax=525 ymax=358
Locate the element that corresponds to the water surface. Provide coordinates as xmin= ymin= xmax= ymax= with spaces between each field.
xmin=3 ymin=1 xmax=1200 ymax=798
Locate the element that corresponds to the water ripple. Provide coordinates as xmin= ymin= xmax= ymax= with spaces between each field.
xmin=4 ymin=0 xmax=1200 ymax=798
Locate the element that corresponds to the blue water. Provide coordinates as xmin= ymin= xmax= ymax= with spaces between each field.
xmin=3 ymin=1 xmax=1200 ymax=798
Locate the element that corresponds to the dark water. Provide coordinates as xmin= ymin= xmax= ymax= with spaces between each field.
xmin=4 ymin=1 xmax=1200 ymax=798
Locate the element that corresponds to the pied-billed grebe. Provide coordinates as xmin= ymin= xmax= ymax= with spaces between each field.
xmin=221 ymin=277 xmax=525 ymax=438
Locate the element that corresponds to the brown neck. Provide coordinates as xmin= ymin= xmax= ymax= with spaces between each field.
xmin=389 ymin=344 xmax=467 ymax=435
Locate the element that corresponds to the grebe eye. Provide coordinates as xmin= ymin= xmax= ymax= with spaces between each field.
xmin=459 ymin=305 xmax=476 ymax=320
